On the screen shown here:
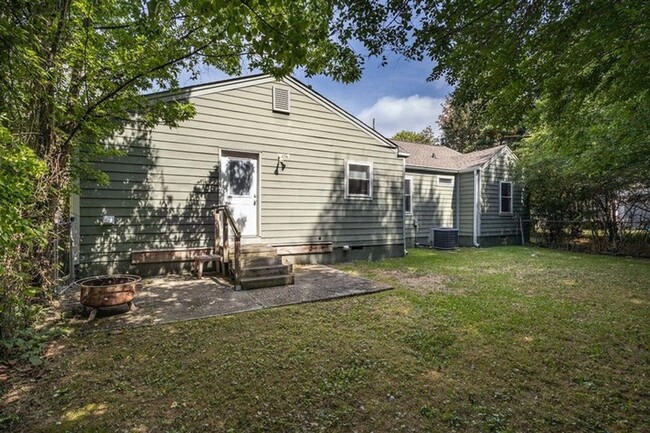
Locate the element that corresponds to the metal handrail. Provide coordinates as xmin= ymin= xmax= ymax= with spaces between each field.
xmin=213 ymin=205 xmax=242 ymax=289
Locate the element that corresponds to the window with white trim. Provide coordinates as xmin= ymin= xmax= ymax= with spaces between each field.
xmin=404 ymin=177 xmax=413 ymax=214
xmin=345 ymin=161 xmax=373 ymax=198
xmin=437 ymin=175 xmax=454 ymax=187
xmin=500 ymin=181 xmax=513 ymax=213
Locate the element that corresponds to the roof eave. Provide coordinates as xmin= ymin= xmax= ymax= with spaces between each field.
xmin=397 ymin=150 xmax=411 ymax=158
xmin=405 ymin=164 xmax=460 ymax=174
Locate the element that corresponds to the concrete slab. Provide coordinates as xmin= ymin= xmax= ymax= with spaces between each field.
xmin=58 ymin=265 xmax=391 ymax=332
xmin=248 ymin=265 xmax=390 ymax=308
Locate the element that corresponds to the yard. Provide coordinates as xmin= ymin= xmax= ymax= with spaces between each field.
xmin=2 ymin=247 xmax=649 ymax=432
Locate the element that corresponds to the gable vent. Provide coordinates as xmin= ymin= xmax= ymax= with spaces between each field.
xmin=272 ymin=85 xmax=291 ymax=114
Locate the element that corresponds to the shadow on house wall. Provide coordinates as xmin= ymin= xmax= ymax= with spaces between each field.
xmin=405 ymin=173 xmax=452 ymax=247
xmin=302 ymin=152 xmax=404 ymax=264
xmin=80 ymin=120 xmax=222 ymax=276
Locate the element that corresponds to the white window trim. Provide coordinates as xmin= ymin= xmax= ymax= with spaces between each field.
xmin=345 ymin=160 xmax=373 ymax=200
xmin=499 ymin=180 xmax=514 ymax=214
xmin=437 ymin=175 xmax=454 ymax=187
xmin=404 ymin=176 xmax=413 ymax=214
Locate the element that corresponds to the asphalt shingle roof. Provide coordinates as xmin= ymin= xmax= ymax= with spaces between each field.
xmin=393 ymin=140 xmax=506 ymax=171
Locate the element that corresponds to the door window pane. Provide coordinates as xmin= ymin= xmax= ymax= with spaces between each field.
xmin=227 ymin=159 xmax=254 ymax=196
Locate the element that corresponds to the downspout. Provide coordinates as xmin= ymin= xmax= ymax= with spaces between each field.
xmin=473 ymin=168 xmax=481 ymax=247
xmin=455 ymin=174 xmax=460 ymax=229
xmin=402 ymin=158 xmax=408 ymax=255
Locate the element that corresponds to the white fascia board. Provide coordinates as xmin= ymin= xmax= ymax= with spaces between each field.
xmin=459 ymin=165 xmax=483 ymax=173
xmin=149 ymin=75 xmax=276 ymax=102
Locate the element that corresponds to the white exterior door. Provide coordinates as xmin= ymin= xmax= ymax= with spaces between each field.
xmin=221 ymin=152 xmax=258 ymax=237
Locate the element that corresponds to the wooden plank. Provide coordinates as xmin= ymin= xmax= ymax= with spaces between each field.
xmin=275 ymin=242 xmax=333 ymax=255
xmin=131 ymin=247 xmax=211 ymax=264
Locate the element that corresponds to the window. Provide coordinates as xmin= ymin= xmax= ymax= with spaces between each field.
xmin=437 ymin=175 xmax=454 ymax=187
xmin=500 ymin=181 xmax=513 ymax=213
xmin=404 ymin=177 xmax=413 ymax=214
xmin=345 ymin=161 xmax=373 ymax=198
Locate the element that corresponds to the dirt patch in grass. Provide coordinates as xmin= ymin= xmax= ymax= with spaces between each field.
xmin=3 ymin=247 xmax=650 ymax=433
xmin=376 ymin=271 xmax=455 ymax=295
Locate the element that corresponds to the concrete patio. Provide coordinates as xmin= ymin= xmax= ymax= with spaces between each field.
xmin=59 ymin=264 xmax=392 ymax=331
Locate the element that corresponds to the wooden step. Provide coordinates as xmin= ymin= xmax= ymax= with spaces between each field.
xmin=240 ymin=255 xmax=283 ymax=267
xmin=240 ymin=244 xmax=276 ymax=255
xmin=240 ymin=274 xmax=295 ymax=290
xmin=241 ymin=264 xmax=293 ymax=279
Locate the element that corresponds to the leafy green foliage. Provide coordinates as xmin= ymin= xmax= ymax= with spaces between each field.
xmin=411 ymin=0 xmax=649 ymax=131
xmin=2 ymin=326 xmax=71 ymax=367
xmin=408 ymin=0 xmax=649 ymax=247
xmin=392 ymin=126 xmax=437 ymax=144
xmin=0 ymin=124 xmax=49 ymax=357
xmin=437 ymin=96 xmax=524 ymax=152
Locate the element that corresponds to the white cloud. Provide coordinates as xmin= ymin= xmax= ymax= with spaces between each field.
xmin=356 ymin=95 xmax=445 ymax=139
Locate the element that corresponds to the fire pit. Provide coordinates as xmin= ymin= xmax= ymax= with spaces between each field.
xmin=78 ymin=275 xmax=141 ymax=321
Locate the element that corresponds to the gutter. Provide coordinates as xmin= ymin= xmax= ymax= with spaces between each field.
xmin=397 ymin=149 xmax=411 ymax=158
xmin=405 ymin=164 xmax=481 ymax=175
xmin=473 ymin=168 xmax=481 ymax=247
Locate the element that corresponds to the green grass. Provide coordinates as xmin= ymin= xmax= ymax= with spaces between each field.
xmin=3 ymin=247 xmax=650 ymax=432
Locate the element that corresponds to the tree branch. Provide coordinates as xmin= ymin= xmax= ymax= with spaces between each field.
xmin=61 ymin=46 xmax=250 ymax=150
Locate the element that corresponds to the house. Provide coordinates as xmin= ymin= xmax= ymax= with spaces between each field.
xmin=74 ymin=74 xmax=407 ymax=283
xmin=394 ymin=140 xmax=525 ymax=247
xmin=73 ymin=74 xmax=524 ymax=285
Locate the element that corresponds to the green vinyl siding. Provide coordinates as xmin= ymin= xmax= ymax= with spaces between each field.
xmin=480 ymin=150 xmax=523 ymax=238
xmin=79 ymin=79 xmax=404 ymax=275
xmin=458 ymin=171 xmax=475 ymax=237
xmin=404 ymin=169 xmax=456 ymax=246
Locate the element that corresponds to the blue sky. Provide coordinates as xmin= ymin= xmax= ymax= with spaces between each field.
xmin=295 ymin=56 xmax=453 ymax=138
xmin=181 ymin=55 xmax=453 ymax=139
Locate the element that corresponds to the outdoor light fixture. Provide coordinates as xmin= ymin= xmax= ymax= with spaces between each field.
xmin=275 ymin=154 xmax=289 ymax=174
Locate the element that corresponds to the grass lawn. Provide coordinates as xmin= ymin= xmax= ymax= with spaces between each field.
xmin=2 ymin=247 xmax=649 ymax=432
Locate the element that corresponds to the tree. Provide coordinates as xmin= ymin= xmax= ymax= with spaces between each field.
xmin=437 ymin=96 xmax=487 ymax=152
xmin=410 ymin=0 xmax=649 ymax=133
xmin=408 ymin=0 xmax=649 ymax=162
xmin=409 ymin=0 xmax=649 ymax=250
xmin=0 ymin=123 xmax=48 ymax=346
xmin=437 ymin=95 xmax=525 ymax=153
xmin=392 ymin=126 xmax=437 ymax=144
xmin=0 ymin=0 xmax=414 ymax=346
